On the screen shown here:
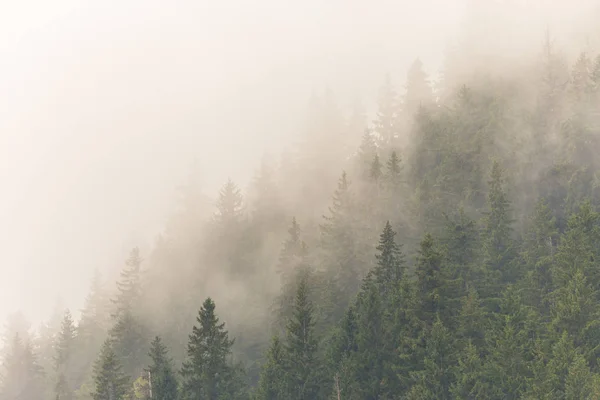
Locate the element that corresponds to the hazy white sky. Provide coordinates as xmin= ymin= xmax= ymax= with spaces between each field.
xmin=0 ymin=0 xmax=596 ymax=327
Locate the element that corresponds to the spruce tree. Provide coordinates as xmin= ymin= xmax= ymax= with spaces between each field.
xmin=369 ymin=154 xmax=383 ymax=184
xmin=180 ymin=298 xmax=246 ymax=400
xmin=0 ymin=334 xmax=44 ymax=400
xmin=366 ymin=221 xmax=405 ymax=300
xmin=415 ymin=233 xmax=446 ymax=325
xmin=451 ymin=340 xmax=488 ymax=399
xmin=384 ymin=151 xmax=403 ymax=192
xmin=55 ymin=310 xmax=76 ymax=400
xmin=520 ymin=199 xmax=558 ymax=312
xmin=373 ymin=73 xmax=400 ymax=147
xmin=569 ymin=51 xmax=593 ymax=107
xmin=112 ymin=247 xmax=143 ymax=319
xmin=408 ymin=317 xmax=455 ymax=400
xmin=404 ymin=58 xmax=434 ymax=118
xmin=74 ymin=269 xmax=111 ymax=393
xmin=109 ymin=248 xmax=148 ymax=379
xmin=254 ymin=336 xmax=285 ymax=400
xmin=92 ymin=340 xmax=130 ymax=400
xmin=283 ymin=276 xmax=321 ymax=400
xmin=215 ymin=178 xmax=244 ymax=227
xmin=148 ymin=336 xmax=178 ymax=400
xmin=481 ymin=161 xmax=515 ymax=307
xmin=356 ymin=129 xmax=378 ymax=179
xmin=352 ymin=284 xmax=390 ymax=399
xmin=273 ymin=217 xmax=311 ymax=331
xmin=320 ymin=171 xmax=364 ymax=319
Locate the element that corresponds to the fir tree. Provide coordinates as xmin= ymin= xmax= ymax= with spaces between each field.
xmin=283 ymin=276 xmax=321 ymax=400
xmin=569 ymin=51 xmax=593 ymax=106
xmin=75 ymin=269 xmax=111 ymax=391
xmin=481 ymin=161 xmax=515 ymax=306
xmin=373 ymin=73 xmax=400 ymax=146
xmin=254 ymin=336 xmax=285 ymax=400
xmin=415 ymin=233 xmax=446 ymax=325
xmin=320 ymin=171 xmax=365 ymax=319
xmin=109 ymin=249 xmax=148 ymax=379
xmin=92 ymin=340 xmax=130 ymax=400
xmin=408 ymin=316 xmax=455 ymax=400
xmin=520 ymin=199 xmax=558 ymax=312
xmin=0 ymin=334 xmax=44 ymax=400
xmin=404 ymin=58 xmax=434 ymax=118
xmin=180 ymin=298 xmax=246 ymax=400
xmin=215 ymin=178 xmax=244 ymax=227
xmin=147 ymin=336 xmax=178 ymax=400
xmin=112 ymin=247 xmax=143 ymax=319
xmin=366 ymin=221 xmax=405 ymax=300
xmin=352 ymin=284 xmax=390 ymax=399
xmin=384 ymin=151 xmax=403 ymax=191
xmin=356 ymin=129 xmax=378 ymax=179
xmin=55 ymin=310 xmax=76 ymax=400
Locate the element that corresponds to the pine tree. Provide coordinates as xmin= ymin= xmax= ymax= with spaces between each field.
xmin=254 ymin=336 xmax=285 ymax=400
xmin=564 ymin=353 xmax=597 ymax=400
xmin=569 ymin=52 xmax=593 ymax=106
xmin=356 ymin=129 xmax=378 ymax=179
xmin=441 ymin=209 xmax=480 ymax=301
xmin=415 ymin=233 xmax=446 ymax=325
xmin=373 ymin=73 xmax=400 ymax=147
xmin=283 ymin=276 xmax=321 ymax=400
xmin=215 ymin=178 xmax=244 ymax=227
xmin=55 ymin=310 xmax=76 ymax=400
xmin=366 ymin=221 xmax=405 ymax=300
xmin=75 ymin=269 xmax=111 ymax=391
xmin=0 ymin=334 xmax=44 ymax=400
xmin=408 ymin=317 xmax=455 ymax=400
xmin=404 ymin=58 xmax=434 ymax=118
xmin=369 ymin=154 xmax=383 ymax=184
xmin=180 ymin=298 xmax=246 ymax=400
xmin=481 ymin=161 xmax=515 ymax=307
xmin=382 ymin=151 xmax=407 ymax=230
xmin=451 ymin=340 xmax=489 ymax=399
xmin=520 ymin=199 xmax=557 ymax=312
xmin=147 ymin=336 xmax=178 ymax=400
xmin=36 ymin=298 xmax=66 ymax=394
xmin=211 ymin=179 xmax=247 ymax=275
xmin=352 ymin=284 xmax=390 ymax=399
xmin=109 ymin=248 xmax=148 ymax=379
xmin=92 ymin=340 xmax=130 ymax=400
xmin=384 ymin=151 xmax=403 ymax=191
xmin=277 ymin=217 xmax=306 ymax=279
xmin=274 ymin=217 xmax=311 ymax=331
xmin=320 ymin=171 xmax=365 ymax=318
xmin=112 ymin=247 xmax=143 ymax=319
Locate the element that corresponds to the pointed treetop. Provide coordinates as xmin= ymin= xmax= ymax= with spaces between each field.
xmin=215 ymin=178 xmax=244 ymax=224
xmin=369 ymin=154 xmax=383 ymax=182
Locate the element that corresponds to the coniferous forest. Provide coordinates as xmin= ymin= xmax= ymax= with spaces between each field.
xmin=5 ymin=5 xmax=600 ymax=400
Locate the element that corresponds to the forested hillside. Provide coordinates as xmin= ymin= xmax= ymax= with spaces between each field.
xmin=4 ymin=8 xmax=600 ymax=400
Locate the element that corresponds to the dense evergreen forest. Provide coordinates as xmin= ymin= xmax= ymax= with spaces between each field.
xmin=5 ymin=11 xmax=600 ymax=400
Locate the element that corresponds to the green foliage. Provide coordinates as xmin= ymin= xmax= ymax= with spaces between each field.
xmin=147 ymin=336 xmax=178 ymax=400
xmin=180 ymin=298 xmax=247 ymax=400
xmin=55 ymin=310 xmax=77 ymax=400
xmin=20 ymin=29 xmax=600 ymax=400
xmin=253 ymin=336 xmax=285 ymax=400
xmin=282 ymin=276 xmax=321 ymax=400
xmin=92 ymin=340 xmax=130 ymax=400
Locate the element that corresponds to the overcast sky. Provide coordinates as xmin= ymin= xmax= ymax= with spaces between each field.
xmin=0 ymin=0 xmax=597 ymax=327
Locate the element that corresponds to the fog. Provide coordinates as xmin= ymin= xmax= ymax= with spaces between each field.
xmin=0 ymin=0 xmax=598 ymax=335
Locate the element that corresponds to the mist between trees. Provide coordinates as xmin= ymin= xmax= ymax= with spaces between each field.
xmin=3 ymin=1 xmax=600 ymax=399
